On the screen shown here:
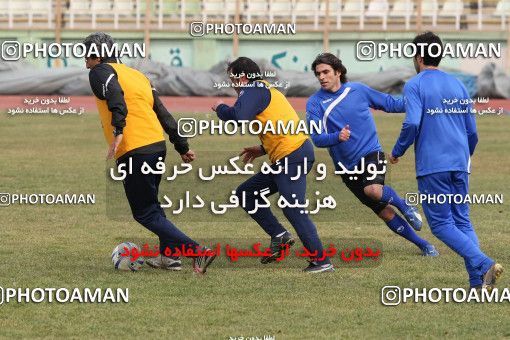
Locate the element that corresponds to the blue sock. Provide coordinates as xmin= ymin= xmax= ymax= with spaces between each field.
xmin=386 ymin=214 xmax=429 ymax=250
xmin=381 ymin=186 xmax=408 ymax=214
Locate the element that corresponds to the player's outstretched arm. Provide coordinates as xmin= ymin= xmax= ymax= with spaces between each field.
xmin=152 ymin=88 xmax=192 ymax=159
xmin=213 ymin=85 xmax=270 ymax=121
xmin=89 ymin=64 xmax=128 ymax=159
xmin=391 ymin=81 xmax=422 ymax=160
xmin=361 ymin=82 xmax=405 ymax=113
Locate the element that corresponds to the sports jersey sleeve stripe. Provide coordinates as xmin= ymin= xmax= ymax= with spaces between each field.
xmin=306 ymin=96 xmax=341 ymax=148
xmin=88 ymin=63 xmax=127 ymax=129
xmin=104 ymin=73 xmax=115 ymax=97
xmin=322 ymin=87 xmax=350 ymax=133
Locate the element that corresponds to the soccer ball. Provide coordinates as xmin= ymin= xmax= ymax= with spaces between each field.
xmin=111 ymin=242 xmax=145 ymax=271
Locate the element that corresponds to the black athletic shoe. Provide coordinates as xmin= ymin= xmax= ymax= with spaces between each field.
xmin=192 ymin=247 xmax=217 ymax=274
xmin=261 ymin=231 xmax=295 ymax=264
xmin=303 ymin=261 xmax=334 ymax=273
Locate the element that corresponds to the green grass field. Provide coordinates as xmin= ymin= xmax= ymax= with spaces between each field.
xmin=0 ymin=110 xmax=509 ymax=339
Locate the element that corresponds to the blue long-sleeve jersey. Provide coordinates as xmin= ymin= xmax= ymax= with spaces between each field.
xmin=391 ymin=69 xmax=478 ymax=177
xmin=216 ymin=82 xmax=271 ymax=121
xmin=306 ymin=82 xmax=404 ymax=170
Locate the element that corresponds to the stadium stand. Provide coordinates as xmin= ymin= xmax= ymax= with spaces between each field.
xmin=269 ymin=0 xmax=294 ymax=24
xmin=246 ymin=0 xmax=269 ymax=24
xmin=113 ymin=0 xmax=138 ymax=29
xmin=294 ymin=0 xmax=320 ymax=29
xmin=0 ymin=0 xmax=508 ymax=31
xmin=202 ymin=0 xmax=224 ymax=23
xmin=365 ymin=0 xmax=390 ymax=29
xmin=438 ymin=0 xmax=464 ymax=30
xmin=318 ymin=0 xmax=342 ymax=28
xmin=419 ymin=0 xmax=439 ymax=26
xmin=494 ymin=0 xmax=510 ymax=28
xmin=337 ymin=0 xmax=365 ymax=29
xmin=68 ymin=0 xmax=92 ymax=29
xmin=389 ymin=0 xmax=414 ymax=29
xmin=29 ymin=0 xmax=53 ymax=28
xmin=91 ymin=0 xmax=113 ymax=29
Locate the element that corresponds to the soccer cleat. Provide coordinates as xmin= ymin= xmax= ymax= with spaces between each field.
xmin=192 ymin=247 xmax=217 ymax=274
xmin=260 ymin=231 xmax=296 ymax=264
xmin=303 ymin=261 xmax=335 ymax=274
xmin=421 ymin=244 xmax=439 ymax=257
xmin=482 ymin=263 xmax=503 ymax=290
xmin=146 ymin=255 xmax=182 ymax=271
xmin=403 ymin=206 xmax=423 ymax=231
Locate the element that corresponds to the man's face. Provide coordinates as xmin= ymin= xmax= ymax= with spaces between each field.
xmin=314 ymin=63 xmax=341 ymax=92
xmin=85 ymin=57 xmax=100 ymax=69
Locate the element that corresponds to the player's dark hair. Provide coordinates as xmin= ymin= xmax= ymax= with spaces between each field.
xmin=412 ymin=31 xmax=443 ymax=66
xmin=227 ymin=57 xmax=263 ymax=81
xmin=83 ymin=32 xmax=116 ymax=62
xmin=311 ymin=53 xmax=347 ymax=83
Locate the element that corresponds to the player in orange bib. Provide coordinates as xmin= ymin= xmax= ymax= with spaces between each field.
xmin=212 ymin=57 xmax=333 ymax=273
xmin=84 ymin=32 xmax=215 ymax=274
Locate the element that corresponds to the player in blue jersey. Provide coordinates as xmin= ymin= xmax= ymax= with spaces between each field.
xmin=306 ymin=53 xmax=439 ymax=257
xmin=390 ymin=32 xmax=503 ymax=289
